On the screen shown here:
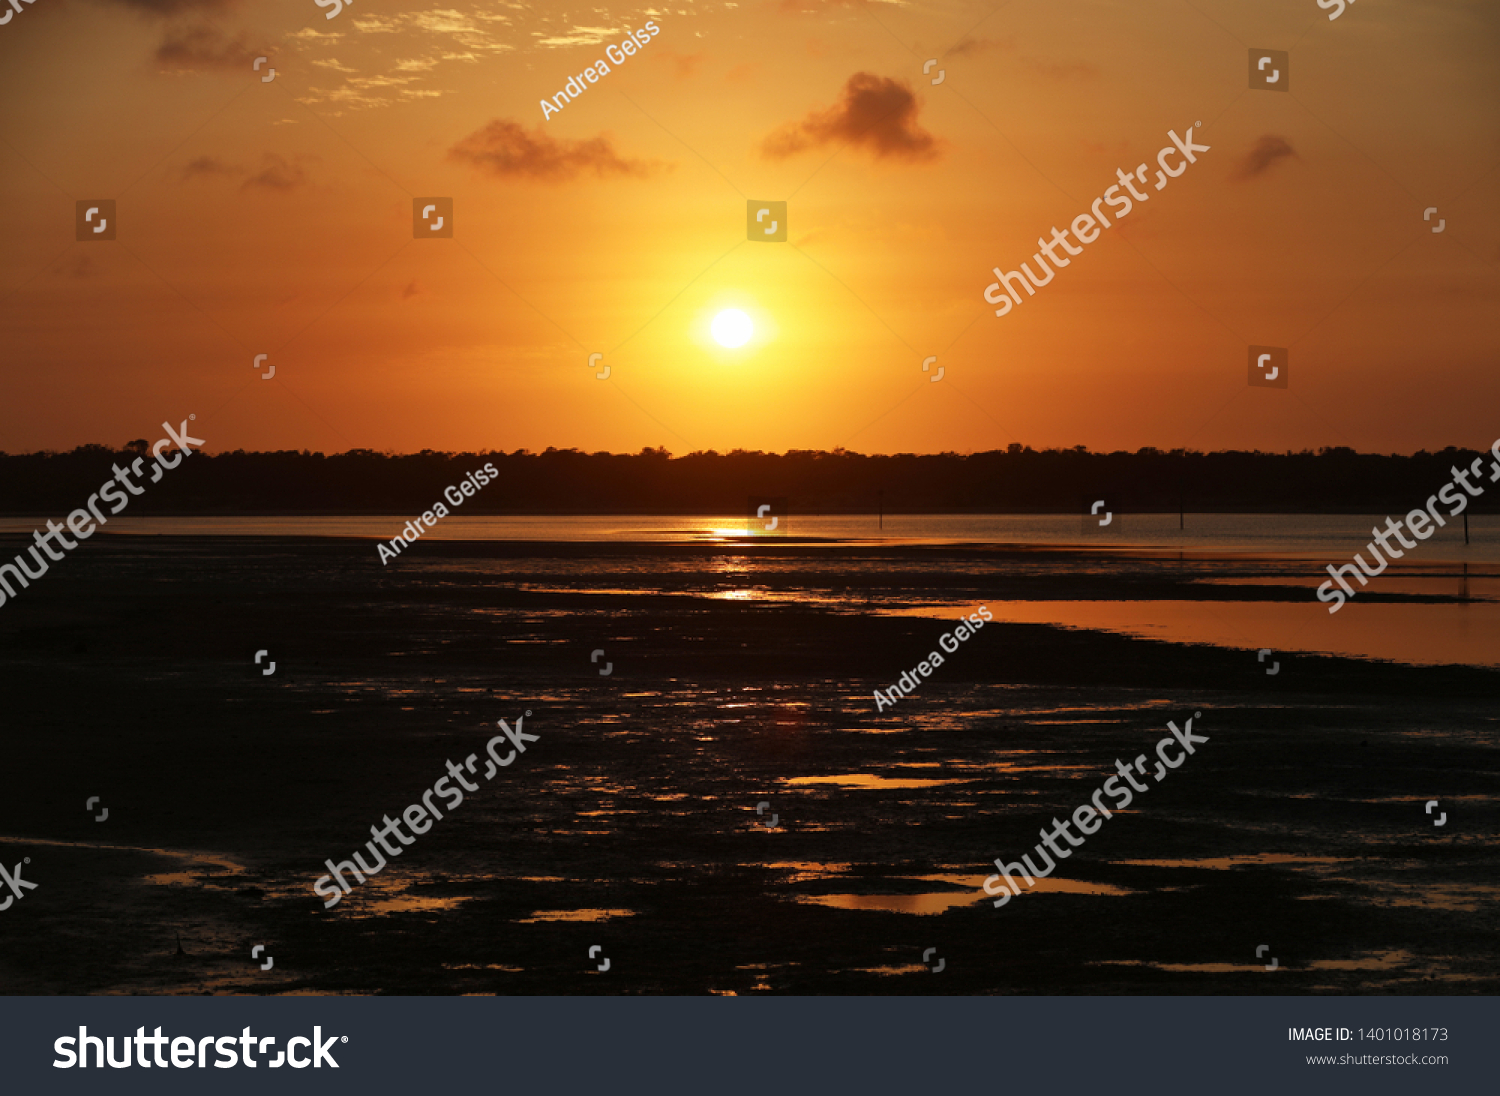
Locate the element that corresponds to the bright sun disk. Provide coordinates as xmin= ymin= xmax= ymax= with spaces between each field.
xmin=711 ymin=309 xmax=753 ymax=348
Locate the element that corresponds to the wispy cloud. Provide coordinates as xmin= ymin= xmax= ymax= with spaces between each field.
xmin=947 ymin=36 xmax=1011 ymax=58
xmin=535 ymin=26 xmax=620 ymax=48
xmin=242 ymin=153 xmax=310 ymax=191
xmin=449 ymin=120 xmax=661 ymax=182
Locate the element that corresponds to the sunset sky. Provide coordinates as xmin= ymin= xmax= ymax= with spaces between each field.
xmin=1 ymin=0 xmax=1497 ymax=457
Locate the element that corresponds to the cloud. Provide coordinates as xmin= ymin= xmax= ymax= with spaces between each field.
xmin=54 ymin=253 xmax=97 ymax=280
xmin=178 ymin=153 xmax=311 ymax=189
xmin=93 ymin=0 xmax=237 ymax=16
xmin=242 ymin=153 xmax=310 ymax=191
xmin=351 ymin=15 xmax=401 ymax=33
xmin=448 ymin=120 xmax=659 ymax=181
xmin=1235 ymin=136 xmax=1297 ymax=180
xmin=778 ymin=0 xmax=900 ymax=12
xmin=411 ymin=10 xmax=479 ymax=34
xmin=535 ymin=26 xmax=620 ymax=48
xmin=180 ymin=155 xmax=238 ymax=181
xmin=947 ymin=36 xmax=1011 ymax=57
xmin=154 ymin=22 xmax=259 ymax=70
xmin=662 ymin=50 xmax=703 ymax=79
xmin=761 ymin=73 xmax=940 ymax=162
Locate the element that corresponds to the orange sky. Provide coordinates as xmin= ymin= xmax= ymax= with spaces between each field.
xmin=1 ymin=0 xmax=1497 ymax=457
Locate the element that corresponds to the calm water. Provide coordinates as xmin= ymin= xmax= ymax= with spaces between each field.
xmin=5 ymin=512 xmax=1499 ymax=561
xmin=5 ymin=513 xmax=1496 ymax=665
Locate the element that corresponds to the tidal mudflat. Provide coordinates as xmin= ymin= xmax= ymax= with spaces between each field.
xmin=0 ymin=534 xmax=1495 ymax=994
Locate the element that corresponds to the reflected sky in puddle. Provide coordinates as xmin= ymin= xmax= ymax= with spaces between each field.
xmin=0 ymin=836 xmax=245 ymax=884
xmin=1099 ymin=960 xmax=1280 ymax=974
xmin=1361 ymin=886 xmax=1500 ymax=913
xmin=790 ymin=866 xmax=1131 ymax=914
xmin=1306 ymin=950 xmax=1413 ymax=971
xmin=798 ymin=892 xmax=983 ymax=915
xmin=361 ymin=896 xmax=470 ymax=916
xmin=785 ymin=774 xmax=965 ymax=790
xmin=973 ymin=876 xmax=1134 ymax=900
xmin=890 ymin=600 xmax=1500 ymax=667
xmin=1118 ymin=854 xmax=1349 ymax=869
xmin=1099 ymin=949 xmax=1417 ymax=975
xmin=517 ymin=909 xmax=635 ymax=924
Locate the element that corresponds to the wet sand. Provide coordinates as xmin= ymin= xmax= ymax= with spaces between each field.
xmin=0 ymin=534 xmax=1496 ymax=995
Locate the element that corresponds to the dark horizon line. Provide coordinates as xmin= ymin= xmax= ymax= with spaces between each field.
xmin=5 ymin=445 xmax=1495 ymax=517
xmin=2 ymin=507 xmax=1490 ymax=519
xmin=7 ymin=442 xmax=1495 ymax=460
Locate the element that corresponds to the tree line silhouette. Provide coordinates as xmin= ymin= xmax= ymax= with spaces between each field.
xmin=0 ymin=443 xmax=1493 ymax=514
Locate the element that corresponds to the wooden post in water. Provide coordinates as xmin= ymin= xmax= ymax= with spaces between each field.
xmin=1465 ymin=510 xmax=1469 ymax=545
xmin=1178 ymin=457 xmax=1185 ymax=531
xmin=878 ymin=490 xmax=883 ymax=531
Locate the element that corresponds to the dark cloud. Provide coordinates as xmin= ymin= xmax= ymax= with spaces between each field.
xmin=1235 ymin=136 xmax=1297 ymax=180
xmin=242 ymin=154 xmax=309 ymax=191
xmin=762 ymin=73 xmax=940 ymax=162
xmin=94 ymin=0 xmax=238 ymax=16
xmin=448 ymin=121 xmax=658 ymax=182
xmin=178 ymin=154 xmax=308 ymax=189
xmin=180 ymin=155 xmax=238 ymax=181
xmin=155 ymin=23 xmax=259 ymax=70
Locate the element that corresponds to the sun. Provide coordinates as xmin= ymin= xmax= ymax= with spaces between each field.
xmin=711 ymin=309 xmax=753 ymax=348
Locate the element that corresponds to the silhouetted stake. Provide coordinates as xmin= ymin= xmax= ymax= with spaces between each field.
xmin=878 ymin=490 xmax=883 ymax=530
xmin=175 ymin=932 xmax=187 ymax=958
xmin=1464 ymin=510 xmax=1469 ymax=545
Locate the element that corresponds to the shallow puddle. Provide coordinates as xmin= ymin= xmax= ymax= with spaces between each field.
xmin=516 ymin=909 xmax=635 ymax=924
xmin=785 ymin=774 xmax=965 ymax=790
